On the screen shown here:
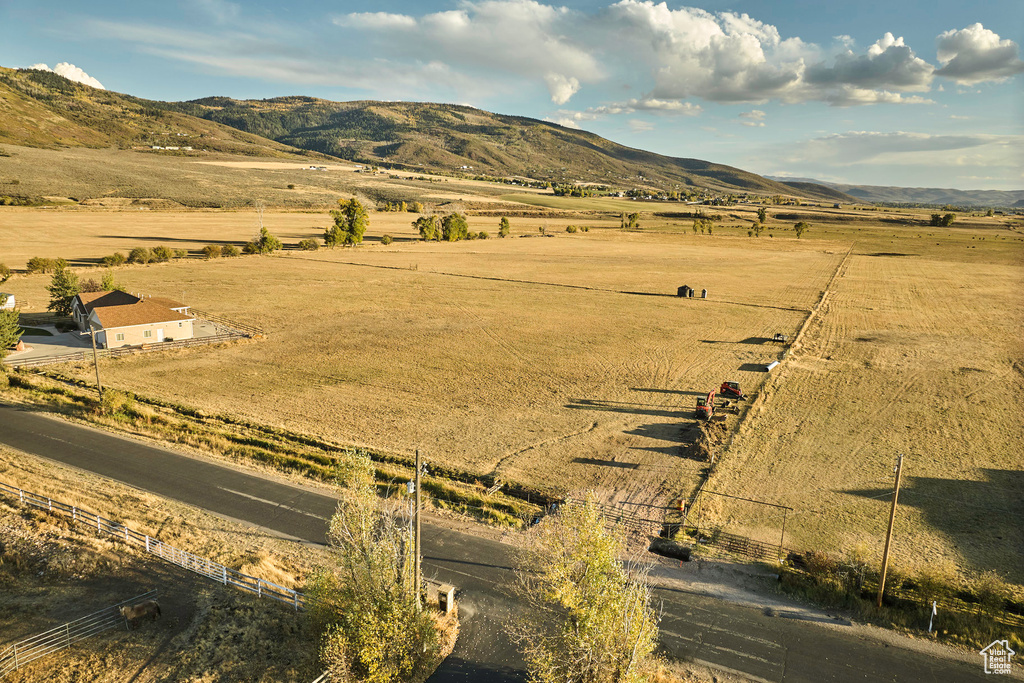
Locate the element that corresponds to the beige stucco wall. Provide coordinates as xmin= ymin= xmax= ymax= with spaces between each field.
xmin=98 ymin=319 xmax=195 ymax=348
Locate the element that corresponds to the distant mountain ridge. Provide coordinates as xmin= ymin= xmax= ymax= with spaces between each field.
xmin=0 ymin=64 xmax=847 ymax=201
xmin=770 ymin=176 xmax=1024 ymax=208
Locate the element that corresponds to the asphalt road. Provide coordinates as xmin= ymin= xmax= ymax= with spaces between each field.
xmin=0 ymin=405 xmax=996 ymax=682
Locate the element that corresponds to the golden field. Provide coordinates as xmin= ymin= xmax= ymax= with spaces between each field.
xmin=2 ymin=196 xmax=1022 ymax=585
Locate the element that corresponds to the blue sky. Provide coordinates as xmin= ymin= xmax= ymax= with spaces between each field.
xmin=2 ymin=1 xmax=1022 ymax=190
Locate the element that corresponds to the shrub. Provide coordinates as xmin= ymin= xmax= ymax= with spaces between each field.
xmin=466 ymin=231 xmax=479 ymax=240
xmin=127 ymin=247 xmax=152 ymax=264
xmin=221 ymin=244 xmax=241 ymax=257
xmin=297 ymin=238 xmax=319 ymax=251
xmin=287 ymin=184 xmax=295 ymax=190
xmin=581 ymin=225 xmax=589 ymax=232
xmin=174 ymin=248 xmax=187 ymax=259
xmin=380 ymin=234 xmax=393 ymax=245
xmin=565 ymin=225 xmax=578 ymax=233
xmin=26 ymin=256 xmax=57 ymax=274
xmin=202 ymin=245 xmax=222 ymax=259
xmin=477 ymin=231 xmax=489 ymax=240
xmin=0 ymin=263 xmax=9 ymax=282
xmin=101 ymin=252 xmax=127 ymax=267
xmin=151 ymin=245 xmax=174 ymax=262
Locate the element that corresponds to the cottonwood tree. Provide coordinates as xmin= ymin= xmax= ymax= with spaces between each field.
xmin=441 ymin=213 xmax=468 ymax=242
xmin=306 ymin=450 xmax=438 ymax=682
xmin=0 ymin=308 xmax=22 ymax=359
xmin=793 ymin=221 xmax=809 ymax=239
xmin=513 ymin=496 xmax=660 ymax=683
xmin=499 ymin=216 xmax=511 ymax=238
xmin=414 ymin=215 xmax=442 ymax=241
xmin=757 ymin=207 xmax=768 ymax=224
xmin=46 ymin=259 xmax=79 ymax=317
xmin=327 ymin=198 xmax=369 ymax=247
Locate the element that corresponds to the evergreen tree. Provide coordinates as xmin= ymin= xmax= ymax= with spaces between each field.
xmin=46 ymin=259 xmax=79 ymax=317
xmin=0 ymin=308 xmax=22 ymax=359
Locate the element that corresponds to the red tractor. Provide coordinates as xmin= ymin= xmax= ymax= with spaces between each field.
xmin=695 ymin=390 xmax=716 ymax=420
xmin=720 ymin=381 xmax=746 ymax=400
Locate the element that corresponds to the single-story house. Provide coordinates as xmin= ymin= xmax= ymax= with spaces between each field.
xmin=0 ymin=293 xmax=14 ymax=310
xmin=71 ymin=291 xmax=195 ymax=348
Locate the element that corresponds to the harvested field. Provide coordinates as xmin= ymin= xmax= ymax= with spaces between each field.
xmin=707 ymin=252 xmax=1024 ymax=584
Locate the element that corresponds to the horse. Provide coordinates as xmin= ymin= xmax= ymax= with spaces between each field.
xmin=119 ymin=600 xmax=161 ymax=629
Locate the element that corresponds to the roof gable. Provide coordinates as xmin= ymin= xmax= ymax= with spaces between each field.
xmin=92 ymin=300 xmax=193 ymax=329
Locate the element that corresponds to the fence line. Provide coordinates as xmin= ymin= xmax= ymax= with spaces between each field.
xmin=0 ymin=481 xmax=306 ymax=611
xmin=189 ymin=309 xmax=263 ymax=337
xmin=3 ymin=333 xmax=246 ymax=369
xmin=561 ymin=498 xmax=660 ymax=535
xmin=0 ymin=590 xmax=157 ymax=678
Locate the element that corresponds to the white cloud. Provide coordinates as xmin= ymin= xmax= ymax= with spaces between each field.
xmin=27 ymin=62 xmax=105 ymax=89
xmin=805 ymin=33 xmax=933 ymax=90
xmin=589 ymin=98 xmax=701 ymax=116
xmin=825 ymin=86 xmax=934 ymax=106
xmin=739 ymin=109 xmax=765 ymax=126
xmin=189 ymin=0 xmax=240 ymax=24
xmin=935 ymin=24 xmax=1024 ymax=84
xmin=544 ymin=73 xmax=580 ymax=105
xmin=546 ymin=116 xmax=582 ymax=129
xmin=628 ymin=119 xmax=655 ymax=132
xmin=777 ymin=131 xmax=1022 ymax=166
xmin=335 ymin=12 xmax=417 ymax=30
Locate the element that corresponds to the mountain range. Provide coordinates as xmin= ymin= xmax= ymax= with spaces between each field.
xmin=0 ymin=66 xmax=848 ymax=202
xmin=769 ymin=176 xmax=1024 ymax=209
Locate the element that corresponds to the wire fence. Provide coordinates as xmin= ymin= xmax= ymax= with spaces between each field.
xmin=3 ymin=333 xmax=246 ymax=369
xmin=0 ymin=481 xmax=306 ymax=611
xmin=0 ymin=590 xmax=157 ymax=678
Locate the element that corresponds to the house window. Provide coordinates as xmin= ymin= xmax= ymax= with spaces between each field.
xmin=115 ymin=333 xmax=125 ymax=341
xmin=178 ymin=322 xmax=183 ymax=328
xmin=143 ymin=330 xmax=152 ymax=338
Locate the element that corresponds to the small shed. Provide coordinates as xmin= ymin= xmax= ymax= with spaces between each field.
xmin=701 ymin=289 xmax=708 ymax=299
xmin=677 ymin=286 xmax=692 ymax=298
xmin=0 ymin=293 xmax=14 ymax=310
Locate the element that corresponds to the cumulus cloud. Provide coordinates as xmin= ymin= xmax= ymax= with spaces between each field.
xmin=805 ymin=33 xmax=933 ymax=90
xmin=544 ymin=73 xmax=580 ymax=105
xmin=28 ymin=62 xmax=105 ymax=89
xmin=935 ymin=24 xmax=1024 ymax=84
xmin=825 ymin=86 xmax=934 ymax=107
xmin=336 ymin=12 xmax=417 ymax=29
xmin=739 ymin=109 xmax=765 ymax=126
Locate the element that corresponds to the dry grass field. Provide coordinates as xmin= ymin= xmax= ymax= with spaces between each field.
xmin=2 ymin=194 xmax=1022 ymax=589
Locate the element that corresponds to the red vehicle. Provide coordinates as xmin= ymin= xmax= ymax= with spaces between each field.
xmin=695 ymin=390 xmax=715 ymax=420
xmin=720 ymin=381 xmax=745 ymax=400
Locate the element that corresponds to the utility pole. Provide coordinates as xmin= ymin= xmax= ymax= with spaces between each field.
xmin=88 ymin=324 xmax=103 ymax=399
xmin=877 ymin=453 xmax=904 ymax=607
xmin=414 ymin=448 xmax=422 ymax=612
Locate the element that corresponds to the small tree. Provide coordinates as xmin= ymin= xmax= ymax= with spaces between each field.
xmin=100 ymin=270 xmax=122 ymax=292
xmin=47 ymin=259 xmax=79 ymax=317
xmin=0 ymin=263 xmax=10 ymax=283
xmin=757 ymin=207 xmax=768 ymax=224
xmin=26 ymin=257 xmax=56 ymax=274
xmin=101 ymin=252 xmax=127 ymax=267
xmin=151 ymin=245 xmax=174 ymax=262
xmin=202 ymin=245 xmax=222 ymax=259
xmin=327 ymin=197 xmax=369 ymax=247
xmin=222 ymin=244 xmax=241 ymax=257
xmin=409 ymin=201 xmax=424 ymax=213
xmin=380 ymin=234 xmax=394 ymax=245
xmin=0 ymin=308 xmax=22 ymax=359
xmin=297 ymin=238 xmax=319 ymax=251
xmin=414 ymin=215 xmax=441 ymax=241
xmin=499 ymin=216 xmax=511 ymax=238
xmin=441 ymin=213 xmax=468 ymax=241
xmin=127 ymin=247 xmax=152 ymax=264
xmin=513 ymin=496 xmax=659 ymax=683
xmin=793 ymin=221 xmax=809 ymax=239
xmin=245 ymin=227 xmax=283 ymax=254
xmin=305 ymin=451 xmax=439 ymax=682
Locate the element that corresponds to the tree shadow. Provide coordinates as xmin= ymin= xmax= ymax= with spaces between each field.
xmin=630 ymin=387 xmax=704 ymax=396
xmin=564 ymin=398 xmax=685 ymax=419
xmin=843 ymin=469 xmax=1024 ymax=580
xmin=572 ymin=457 xmax=639 ymax=469
xmin=739 ymin=363 xmax=769 ymax=372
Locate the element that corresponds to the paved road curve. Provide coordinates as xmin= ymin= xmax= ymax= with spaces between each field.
xmin=0 ymin=405 xmax=994 ymax=682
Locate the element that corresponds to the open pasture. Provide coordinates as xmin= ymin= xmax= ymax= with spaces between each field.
xmin=706 ymin=250 xmax=1024 ymax=584
xmin=5 ymin=229 xmax=839 ymax=508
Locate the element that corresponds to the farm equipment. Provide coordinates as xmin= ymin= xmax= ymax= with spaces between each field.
xmin=719 ymin=381 xmax=746 ymax=400
xmin=695 ymin=390 xmax=715 ymax=420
